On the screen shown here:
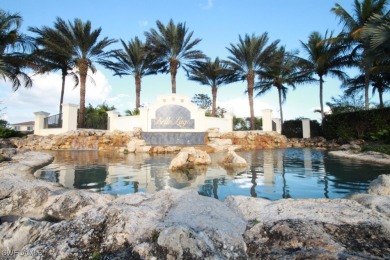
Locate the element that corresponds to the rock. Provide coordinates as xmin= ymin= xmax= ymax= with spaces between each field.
xmin=168 ymin=147 xmax=211 ymax=171
xmin=220 ymin=149 xmax=248 ymax=168
xmin=0 ymin=138 xmax=16 ymax=148
xmin=329 ymin=150 xmax=390 ymax=164
xmin=368 ymin=174 xmax=390 ymax=196
xmin=157 ymin=190 xmax=247 ymax=259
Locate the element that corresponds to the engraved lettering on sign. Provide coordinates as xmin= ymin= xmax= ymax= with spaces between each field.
xmin=151 ymin=105 xmax=195 ymax=129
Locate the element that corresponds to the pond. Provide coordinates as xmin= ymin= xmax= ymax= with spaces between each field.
xmin=34 ymin=148 xmax=389 ymax=201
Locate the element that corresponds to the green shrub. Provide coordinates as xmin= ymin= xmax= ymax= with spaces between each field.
xmin=361 ymin=144 xmax=390 ymax=155
xmin=282 ymin=119 xmax=322 ymax=138
xmin=0 ymin=127 xmax=24 ymax=138
xmin=322 ymin=108 xmax=390 ymax=142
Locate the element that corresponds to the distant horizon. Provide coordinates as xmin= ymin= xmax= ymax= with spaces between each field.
xmin=1 ymin=0 xmax=389 ymax=124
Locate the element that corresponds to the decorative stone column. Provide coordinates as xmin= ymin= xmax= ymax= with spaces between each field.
xmin=33 ymin=111 xmax=50 ymax=135
xmin=262 ymin=109 xmax=273 ymax=132
xmin=302 ymin=118 xmax=311 ymax=138
xmin=106 ymin=110 xmax=120 ymax=131
xmin=62 ymin=104 xmax=79 ymax=131
xmin=273 ymin=118 xmax=282 ymax=133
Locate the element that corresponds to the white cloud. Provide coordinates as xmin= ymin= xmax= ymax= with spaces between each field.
xmin=201 ymin=0 xmax=214 ymax=10
xmin=219 ymin=97 xmax=276 ymax=118
xmin=138 ymin=20 xmax=148 ymax=27
xmin=1 ymin=70 xmax=113 ymax=123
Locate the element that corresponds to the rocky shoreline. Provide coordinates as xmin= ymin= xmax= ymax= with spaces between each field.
xmin=0 ymin=149 xmax=389 ymax=259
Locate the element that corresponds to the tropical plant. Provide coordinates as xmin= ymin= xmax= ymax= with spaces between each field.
xmin=84 ymin=102 xmax=115 ymax=129
xmin=191 ymin=93 xmax=212 ymax=109
xmin=29 ymin=24 xmax=79 ymax=115
xmin=299 ymin=31 xmax=349 ymax=119
xmin=326 ymin=92 xmax=365 ymax=113
xmin=226 ymin=33 xmax=279 ymax=130
xmin=0 ymin=9 xmax=34 ymax=90
xmin=362 ymin=12 xmax=390 ymax=61
xmin=331 ymin=0 xmax=389 ymax=109
xmin=254 ymin=46 xmax=314 ymax=127
xmin=342 ymin=71 xmax=390 ymax=107
xmin=53 ymin=18 xmax=116 ymax=127
xmin=144 ymin=19 xmax=205 ymax=93
xmin=102 ymin=37 xmax=156 ymax=109
xmin=188 ymin=57 xmax=238 ymax=116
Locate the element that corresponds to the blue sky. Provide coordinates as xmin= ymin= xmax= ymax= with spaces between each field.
xmin=1 ymin=0 xmax=389 ymax=124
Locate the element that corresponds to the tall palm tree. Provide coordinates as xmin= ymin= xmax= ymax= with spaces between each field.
xmin=29 ymin=25 xmax=79 ymax=116
xmin=300 ymin=31 xmax=349 ymax=119
xmin=102 ymin=37 xmax=156 ymax=109
xmin=144 ymin=19 xmax=205 ymax=93
xmin=0 ymin=9 xmax=34 ymax=90
xmin=54 ymin=18 xmax=116 ymax=127
xmin=187 ymin=57 xmax=238 ymax=116
xmin=255 ymin=47 xmax=314 ymax=126
xmin=331 ymin=0 xmax=389 ymax=109
xmin=342 ymin=72 xmax=390 ymax=107
xmin=226 ymin=33 xmax=279 ymax=130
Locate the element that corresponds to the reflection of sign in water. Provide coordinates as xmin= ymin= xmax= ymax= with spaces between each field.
xmin=151 ymin=105 xmax=194 ymax=129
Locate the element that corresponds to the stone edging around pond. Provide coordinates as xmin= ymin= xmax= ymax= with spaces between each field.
xmin=0 ymin=151 xmax=390 ymax=259
xmin=5 ymin=129 xmax=343 ymax=153
xmin=329 ymin=150 xmax=390 ymax=165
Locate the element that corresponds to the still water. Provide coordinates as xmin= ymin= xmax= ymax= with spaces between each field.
xmin=35 ymin=149 xmax=389 ymax=201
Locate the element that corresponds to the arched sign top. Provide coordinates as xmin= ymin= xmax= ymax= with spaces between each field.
xmin=151 ymin=104 xmax=195 ymax=129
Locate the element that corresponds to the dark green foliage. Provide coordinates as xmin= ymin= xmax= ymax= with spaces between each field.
xmin=322 ymin=108 xmax=390 ymax=141
xmin=233 ymin=116 xmax=262 ymax=131
xmin=282 ymin=119 xmax=322 ymax=138
xmin=361 ymin=144 xmax=390 ymax=155
xmin=83 ymin=102 xmax=115 ymax=130
xmin=0 ymin=127 xmax=24 ymax=138
xmin=191 ymin=94 xmax=212 ymax=109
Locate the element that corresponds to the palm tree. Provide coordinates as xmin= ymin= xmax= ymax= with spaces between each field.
xmin=102 ymin=37 xmax=156 ymax=109
xmin=144 ymin=19 xmax=205 ymax=93
xmin=300 ymin=31 xmax=349 ymax=119
xmin=187 ymin=57 xmax=238 ymax=116
xmin=342 ymin=72 xmax=390 ymax=107
xmin=331 ymin=0 xmax=389 ymax=109
xmin=0 ymin=9 xmax=34 ymax=90
xmin=54 ymin=18 xmax=116 ymax=128
xmin=29 ymin=25 xmax=79 ymax=116
xmin=226 ymin=33 xmax=279 ymax=130
xmin=363 ymin=12 xmax=390 ymax=60
xmin=255 ymin=47 xmax=314 ymax=126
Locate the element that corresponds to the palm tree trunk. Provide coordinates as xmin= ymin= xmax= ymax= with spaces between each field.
xmin=78 ymin=60 xmax=88 ymax=128
xmin=170 ymin=59 xmax=178 ymax=94
xmin=379 ymin=88 xmax=384 ymax=108
xmin=364 ymin=67 xmax=370 ymax=110
xmin=135 ymin=74 xmax=141 ymax=109
xmin=278 ymin=87 xmax=283 ymax=127
xmin=211 ymin=84 xmax=217 ymax=117
xmin=247 ymin=71 xmax=255 ymax=130
xmin=319 ymin=76 xmax=324 ymax=120
xmin=59 ymin=71 xmax=66 ymax=115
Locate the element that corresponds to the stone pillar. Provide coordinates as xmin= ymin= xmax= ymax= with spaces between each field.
xmin=302 ymin=118 xmax=311 ymax=138
xmin=62 ymin=104 xmax=79 ymax=131
xmin=106 ymin=110 xmax=120 ymax=131
xmin=33 ymin=111 xmax=50 ymax=135
xmin=262 ymin=109 xmax=273 ymax=132
xmin=273 ymin=118 xmax=281 ymax=133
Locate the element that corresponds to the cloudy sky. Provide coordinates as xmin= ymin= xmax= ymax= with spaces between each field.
xmin=1 ymin=0 xmax=388 ymax=124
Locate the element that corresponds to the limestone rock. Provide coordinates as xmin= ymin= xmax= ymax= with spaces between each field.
xmin=220 ymin=149 xmax=248 ymax=168
xmin=168 ymin=147 xmax=211 ymax=171
xmin=368 ymin=174 xmax=390 ymax=196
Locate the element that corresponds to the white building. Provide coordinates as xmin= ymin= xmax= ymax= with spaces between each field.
xmin=11 ymin=121 xmax=35 ymax=132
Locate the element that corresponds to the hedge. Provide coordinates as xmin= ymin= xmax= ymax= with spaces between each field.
xmin=282 ymin=119 xmax=322 ymax=138
xmin=322 ymin=107 xmax=390 ymax=142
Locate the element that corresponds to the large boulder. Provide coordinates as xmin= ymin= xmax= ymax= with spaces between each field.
xmin=220 ymin=149 xmax=248 ymax=168
xmin=169 ymin=147 xmax=211 ymax=171
xmin=368 ymin=174 xmax=390 ymax=196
